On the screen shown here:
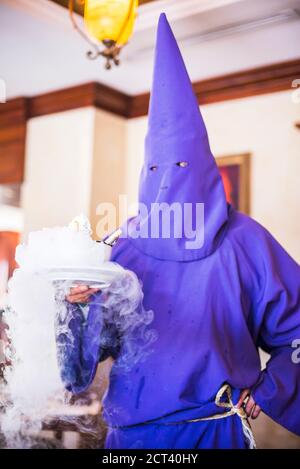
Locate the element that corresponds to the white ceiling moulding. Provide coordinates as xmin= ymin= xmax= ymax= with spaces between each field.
xmin=179 ymin=8 xmax=300 ymax=46
xmin=127 ymin=8 xmax=300 ymax=60
xmin=135 ymin=0 xmax=245 ymax=31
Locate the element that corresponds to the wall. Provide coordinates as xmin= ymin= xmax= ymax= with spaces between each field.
xmin=125 ymin=89 xmax=300 ymax=262
xmin=22 ymin=107 xmax=128 ymax=241
xmin=90 ymin=109 xmax=127 ymax=240
xmin=22 ymin=107 xmax=95 ymax=237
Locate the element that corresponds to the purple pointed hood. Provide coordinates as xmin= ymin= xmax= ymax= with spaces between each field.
xmin=127 ymin=13 xmax=228 ymax=261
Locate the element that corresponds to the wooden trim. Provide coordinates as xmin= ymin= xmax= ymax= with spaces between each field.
xmin=0 ymin=59 xmax=298 ymax=184
xmin=0 ymin=98 xmax=28 ymax=184
xmin=0 ymin=97 xmax=28 ymax=127
xmin=27 ymin=82 xmax=130 ymax=119
xmin=27 ymin=82 xmax=95 ymax=118
xmin=130 ymin=58 xmax=300 ymax=117
xmin=193 ymin=59 xmax=300 ymax=105
xmin=1 ymin=59 xmax=299 ymax=122
xmin=94 ymin=83 xmax=131 ymax=118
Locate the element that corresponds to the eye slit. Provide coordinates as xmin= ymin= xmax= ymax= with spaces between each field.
xmin=176 ymin=161 xmax=188 ymax=168
xmin=149 ymin=165 xmax=158 ymax=172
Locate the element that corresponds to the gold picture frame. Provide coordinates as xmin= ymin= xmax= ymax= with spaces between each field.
xmin=216 ymin=153 xmax=251 ymax=215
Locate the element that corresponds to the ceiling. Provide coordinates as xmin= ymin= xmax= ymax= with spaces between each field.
xmin=1 ymin=0 xmax=300 ymax=100
xmin=50 ymin=0 xmax=157 ymax=16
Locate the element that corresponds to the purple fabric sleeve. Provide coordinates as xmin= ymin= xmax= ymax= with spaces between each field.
xmin=251 ymin=233 xmax=300 ymax=435
xmin=55 ymin=293 xmax=119 ymax=394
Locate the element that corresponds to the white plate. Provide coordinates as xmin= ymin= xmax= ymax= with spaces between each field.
xmin=44 ymin=265 xmax=123 ymax=289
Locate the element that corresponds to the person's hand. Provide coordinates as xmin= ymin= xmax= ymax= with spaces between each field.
xmin=65 ymin=285 xmax=100 ymax=304
xmin=236 ymin=388 xmax=261 ymax=419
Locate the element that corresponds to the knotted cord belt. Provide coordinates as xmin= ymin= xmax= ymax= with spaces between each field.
xmin=109 ymin=383 xmax=257 ymax=449
xmin=183 ymin=383 xmax=256 ymax=449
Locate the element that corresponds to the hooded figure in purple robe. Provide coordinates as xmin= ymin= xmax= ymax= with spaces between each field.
xmin=57 ymin=13 xmax=300 ymax=449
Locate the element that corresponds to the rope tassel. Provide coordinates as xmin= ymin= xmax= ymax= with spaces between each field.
xmin=186 ymin=384 xmax=257 ymax=449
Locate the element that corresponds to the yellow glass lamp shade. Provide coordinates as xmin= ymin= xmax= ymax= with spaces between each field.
xmin=84 ymin=0 xmax=138 ymax=46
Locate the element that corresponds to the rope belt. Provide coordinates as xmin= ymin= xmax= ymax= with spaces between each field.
xmin=109 ymin=383 xmax=256 ymax=449
xmin=183 ymin=383 xmax=256 ymax=449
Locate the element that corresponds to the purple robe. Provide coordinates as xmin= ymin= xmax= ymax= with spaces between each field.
xmin=56 ymin=13 xmax=300 ymax=448
xmin=104 ymin=208 xmax=300 ymax=448
xmin=57 ymin=208 xmax=300 ymax=448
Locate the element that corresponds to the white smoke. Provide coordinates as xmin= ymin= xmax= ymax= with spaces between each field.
xmin=0 ymin=224 xmax=156 ymax=448
xmin=1 ymin=270 xmax=64 ymax=447
xmin=14 ymin=226 xmax=109 ymax=271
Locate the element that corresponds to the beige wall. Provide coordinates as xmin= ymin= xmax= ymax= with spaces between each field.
xmin=125 ymin=90 xmax=300 ymax=262
xmin=22 ymin=107 xmax=95 ymax=237
xmin=90 ymin=109 xmax=127 ymax=240
xmin=22 ymin=107 xmax=127 ymax=242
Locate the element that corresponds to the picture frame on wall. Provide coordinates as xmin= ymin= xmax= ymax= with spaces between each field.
xmin=216 ymin=153 xmax=251 ymax=215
